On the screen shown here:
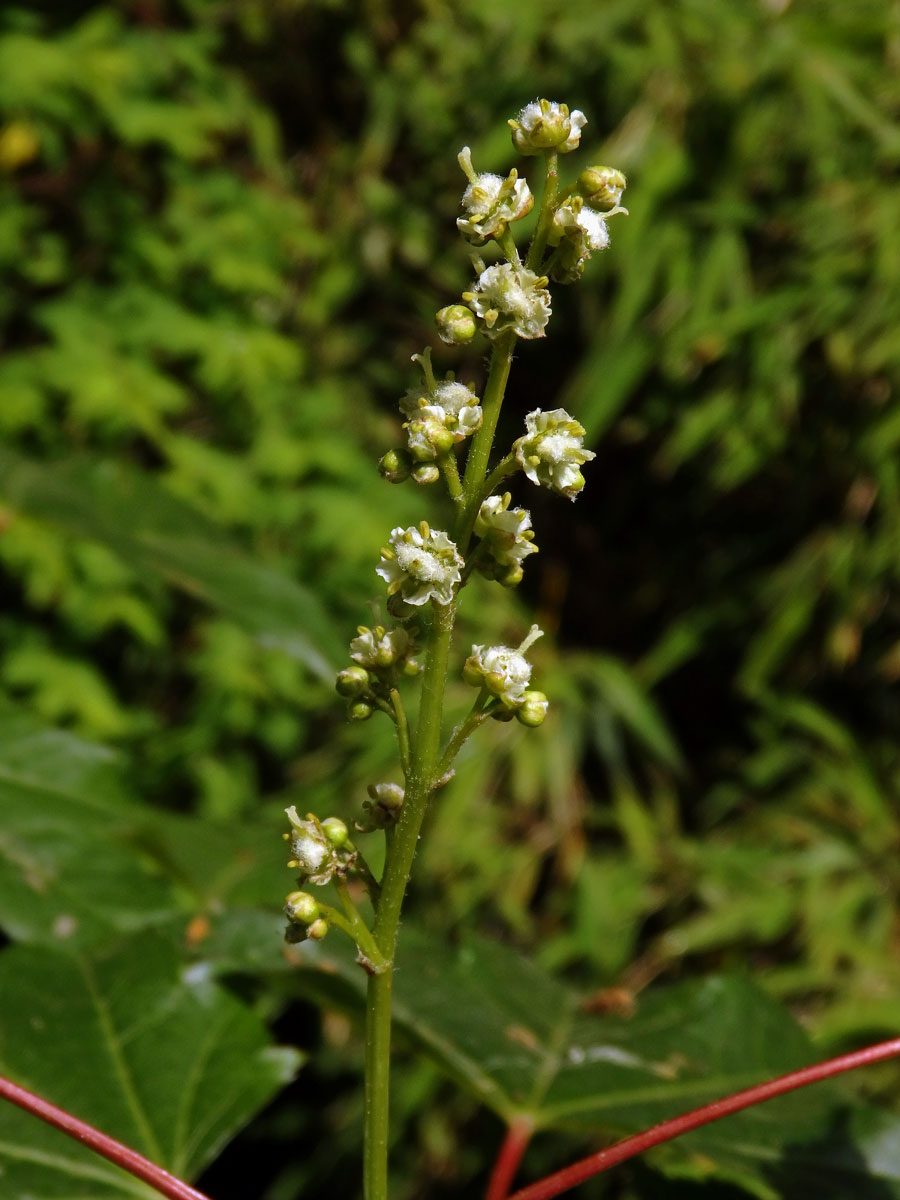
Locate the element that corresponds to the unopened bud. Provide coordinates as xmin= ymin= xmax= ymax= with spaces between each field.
xmin=411 ymin=463 xmax=440 ymax=485
xmin=499 ymin=563 xmax=524 ymax=588
xmin=307 ymin=917 xmax=329 ymax=940
xmin=516 ymin=690 xmax=549 ymax=727
xmin=379 ymin=448 xmax=412 ymax=483
xmin=436 ymin=304 xmax=477 ymax=345
xmin=349 ymin=699 xmax=374 ymax=721
xmin=577 ymin=166 xmax=626 ymax=210
xmin=321 ymin=817 xmax=349 ymax=848
xmin=336 ymin=665 xmax=370 ymax=697
xmin=284 ymin=891 xmax=320 ymax=924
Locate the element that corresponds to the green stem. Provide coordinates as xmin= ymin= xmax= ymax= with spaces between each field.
xmin=437 ymin=695 xmax=491 ymax=778
xmin=390 ymin=688 xmax=411 ymax=776
xmin=363 ymin=599 xmax=456 ymax=1200
xmin=480 ymin=454 xmax=520 ymax=506
xmin=364 ymin=969 xmax=392 ymax=1200
xmin=526 ymin=151 xmax=559 ymax=272
xmin=457 ymin=330 xmax=517 ymax=551
xmin=334 ymin=877 xmax=389 ymax=972
xmin=362 ymin=301 xmax=519 ymax=1199
xmin=438 ymin=449 xmax=463 ymax=501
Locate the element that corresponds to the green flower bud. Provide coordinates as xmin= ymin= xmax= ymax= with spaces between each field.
xmin=336 ymin=665 xmax=370 ymax=696
xmin=349 ymin=699 xmax=374 ymax=721
xmin=436 ymin=304 xmax=477 ymax=345
xmin=379 ymin=447 xmax=412 ymax=484
xmin=307 ymin=917 xmax=329 ymax=940
xmin=351 ymin=624 xmax=411 ymax=669
xmin=284 ymin=890 xmax=320 ymax=924
xmin=321 ymin=817 xmax=349 ymax=848
xmin=516 ymin=690 xmax=549 ymax=727
xmin=411 ymin=463 xmax=440 ymax=485
xmin=363 ymin=781 xmax=405 ymax=829
xmin=577 ymin=166 xmax=627 ymax=210
xmin=499 ymin=563 xmax=524 ymax=588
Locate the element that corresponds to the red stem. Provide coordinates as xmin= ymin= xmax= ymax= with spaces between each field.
xmin=507 ymin=1036 xmax=900 ymax=1200
xmin=486 ymin=1115 xmax=535 ymax=1200
xmin=0 ymin=1073 xmax=213 ymax=1200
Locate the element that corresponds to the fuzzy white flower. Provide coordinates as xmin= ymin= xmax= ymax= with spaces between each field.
xmin=285 ymin=807 xmax=339 ymax=885
xmin=548 ymin=196 xmax=611 ymax=282
xmin=514 ymin=408 xmax=596 ymax=500
xmin=400 ymin=379 xmax=479 ymax=420
xmin=553 ymin=199 xmax=610 ymax=253
xmin=350 ymin=625 xmax=410 ymax=669
xmin=456 ymin=146 xmax=533 ymax=243
xmin=475 ymin=493 xmax=539 ymax=573
xmin=464 ymin=262 xmax=551 ymax=340
xmin=376 ymin=523 xmax=463 ymax=607
xmin=464 ymin=625 xmax=544 ymax=707
xmin=509 ymin=99 xmax=587 ymax=155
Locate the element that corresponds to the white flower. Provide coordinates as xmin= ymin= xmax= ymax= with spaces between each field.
xmin=376 ymin=523 xmax=463 ymax=607
xmin=285 ymin=807 xmax=339 ymax=885
xmin=464 ymin=262 xmax=551 ymax=340
xmin=350 ymin=625 xmax=410 ymax=669
xmin=548 ymin=197 xmax=611 ymax=283
xmin=514 ymin=408 xmax=596 ymax=500
xmin=456 ymin=146 xmax=533 ymax=243
xmin=464 ymin=625 xmax=544 ymax=707
xmin=509 ymin=100 xmax=587 ymax=155
xmin=475 ymin=493 xmax=539 ymax=570
xmin=400 ymin=374 xmax=482 ymax=460
xmin=406 ymin=405 xmax=457 ymax=460
xmin=553 ymin=199 xmax=610 ymax=253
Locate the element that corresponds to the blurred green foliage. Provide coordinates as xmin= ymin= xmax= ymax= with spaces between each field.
xmin=2 ymin=0 xmax=900 ymax=1196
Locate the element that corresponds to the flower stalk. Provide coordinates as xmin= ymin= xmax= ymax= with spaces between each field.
xmin=279 ymin=99 xmax=628 ymax=1199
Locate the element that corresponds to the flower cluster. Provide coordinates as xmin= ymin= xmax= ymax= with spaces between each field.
xmin=509 ymin=99 xmax=586 ymax=155
xmin=376 ymin=522 xmax=463 ymax=608
xmin=514 ymin=408 xmax=596 ymax=500
xmin=456 ymin=146 xmax=533 ymax=244
xmin=474 ymin=493 xmax=538 ymax=586
xmin=284 ymin=808 xmax=355 ymax=886
xmin=350 ymin=625 xmax=411 ymax=670
xmin=401 ymin=379 xmax=483 ymax=465
xmin=464 ymin=262 xmax=551 ymax=340
xmin=463 ymin=625 xmax=548 ymax=726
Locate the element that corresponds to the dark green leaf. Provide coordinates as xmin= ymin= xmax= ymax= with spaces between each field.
xmin=0 ymin=936 xmax=300 ymax=1192
xmin=290 ymin=930 xmax=900 ymax=1197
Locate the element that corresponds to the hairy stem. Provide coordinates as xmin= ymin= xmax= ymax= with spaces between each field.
xmin=363 ymin=313 xmax=520 ymax=1195
xmin=363 ymin=599 xmax=456 ymax=1200
xmin=458 ymin=329 xmax=517 ymax=552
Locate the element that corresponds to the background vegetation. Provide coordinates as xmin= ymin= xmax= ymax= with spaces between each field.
xmin=1 ymin=1 xmax=900 ymax=1197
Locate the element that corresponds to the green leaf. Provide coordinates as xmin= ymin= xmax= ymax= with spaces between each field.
xmin=0 ymin=750 xmax=179 ymax=949
xmin=290 ymin=930 xmax=900 ymax=1198
xmin=0 ymin=447 xmax=343 ymax=680
xmin=0 ymin=936 xmax=300 ymax=1193
xmin=579 ymin=654 xmax=684 ymax=774
xmin=0 ymin=702 xmax=181 ymax=949
xmin=0 ymin=698 xmax=129 ymax=806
